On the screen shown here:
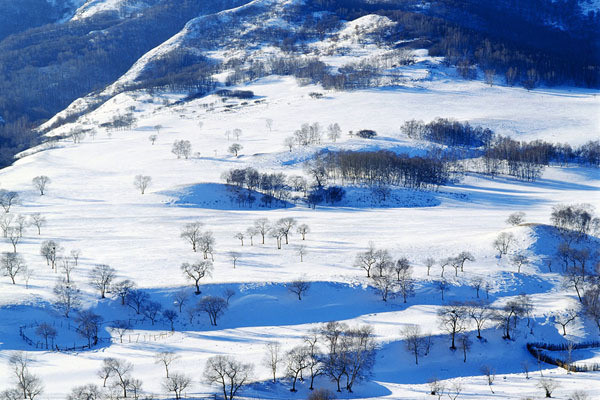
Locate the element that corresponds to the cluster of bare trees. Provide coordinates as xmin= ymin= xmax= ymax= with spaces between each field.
xmin=1 ymin=352 xmax=44 ymax=400
xmin=354 ymin=243 xmax=415 ymax=303
xmin=180 ymin=221 xmax=215 ymax=259
xmin=401 ymin=118 xmax=493 ymax=148
xmin=233 ymin=217 xmax=307 ymax=251
xmin=172 ymin=139 xmax=192 ymax=159
xmin=262 ymin=321 xmax=376 ymax=393
xmin=222 ymin=167 xmax=293 ymax=207
xmin=283 ymin=122 xmax=343 ymax=151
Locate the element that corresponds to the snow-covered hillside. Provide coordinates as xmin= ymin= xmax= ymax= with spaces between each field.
xmin=1 ymin=68 xmax=600 ymax=398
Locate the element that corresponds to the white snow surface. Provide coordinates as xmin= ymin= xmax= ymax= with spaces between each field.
xmin=1 ymin=72 xmax=599 ymax=398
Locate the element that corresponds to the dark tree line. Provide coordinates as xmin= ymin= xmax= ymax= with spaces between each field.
xmin=308 ymin=150 xmax=452 ymax=190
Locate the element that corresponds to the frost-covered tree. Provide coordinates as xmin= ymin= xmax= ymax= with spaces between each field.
xmin=8 ymin=352 xmax=44 ymax=400
xmin=493 ymin=232 xmax=515 ymax=258
xmin=228 ymin=143 xmax=243 ymax=157
xmin=2 ymin=252 xmax=25 ymax=284
xmin=276 ymin=217 xmax=297 ymax=244
xmin=29 ymin=213 xmax=45 ymax=235
xmin=53 ymin=279 xmax=81 ymax=317
xmin=254 ymin=218 xmax=271 ymax=244
xmin=40 ymin=240 xmax=62 ymax=270
xmin=155 ymin=351 xmax=180 ymax=379
xmin=354 ymin=242 xmax=377 ymax=278
xmin=148 ymin=134 xmax=158 ymax=145
xmin=297 ymin=245 xmax=307 ymax=262
xmin=32 ymin=176 xmax=51 ymax=196
xmin=133 ymin=175 xmax=151 ymax=194
xmin=327 ymin=123 xmax=341 ymax=142
xmin=0 ymin=190 xmax=19 ymax=213
xmin=296 ymin=224 xmax=310 ymax=240
xmin=172 ymin=140 xmax=192 ymax=159
xmin=506 ymin=211 xmax=526 ymax=226
xmin=67 ymin=384 xmax=101 ymax=400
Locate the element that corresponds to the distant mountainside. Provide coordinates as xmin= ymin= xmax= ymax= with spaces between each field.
xmin=0 ymin=0 xmax=598 ymax=167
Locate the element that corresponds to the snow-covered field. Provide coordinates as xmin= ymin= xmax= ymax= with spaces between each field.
xmin=0 ymin=70 xmax=599 ymax=399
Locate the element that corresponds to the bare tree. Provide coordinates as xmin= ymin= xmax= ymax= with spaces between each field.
xmin=89 ymin=264 xmax=116 ymax=298
xmin=537 ymin=378 xmax=559 ymax=398
xmin=228 ymin=252 xmax=241 ymax=269
xmin=7 ymin=227 xmax=21 ymax=253
xmin=70 ymin=249 xmax=81 ymax=266
xmin=506 ymin=211 xmax=526 ymax=226
xmin=198 ymin=296 xmax=228 ymax=326
xmin=8 ymin=352 xmax=44 ymax=400
xmin=497 ymin=299 xmax=524 ymax=339
xmin=425 ymin=257 xmax=435 ymax=276
xmin=469 ymin=276 xmax=484 ymax=298
xmin=234 ymin=232 xmax=245 ymax=246
xmin=181 ymin=260 xmax=213 ymax=294
xmin=397 ymin=265 xmax=415 ymax=303
xmin=67 ymin=384 xmax=101 ymax=400
xmin=276 ymin=217 xmax=297 ymax=244
xmin=511 ymin=253 xmax=529 ymax=273
xmin=2 ymin=252 xmax=25 ymax=284
xmin=223 ymin=288 xmax=235 ymax=305
xmin=447 ymin=381 xmax=462 ymax=400
xmin=553 ymin=309 xmax=577 ymax=335
xmin=155 ymin=351 xmax=180 ymax=379
xmin=284 ymin=136 xmax=295 ymax=152
xmin=40 ymin=240 xmax=62 ymax=270
xmin=148 ymin=134 xmax=158 ymax=145
xmin=142 ymin=301 xmax=162 ymax=325
xmin=126 ymin=289 xmax=149 ymax=314
xmin=437 ymin=304 xmax=467 ymax=349
xmin=439 ymin=257 xmax=452 ymax=278
xmin=198 ymin=231 xmax=215 ymax=260
xmin=32 ymin=176 xmax=51 ymax=196
xmin=163 ymin=373 xmax=192 ymax=400
xmin=181 ymin=221 xmax=203 ymax=252
xmin=297 ymin=224 xmax=310 ymax=240
xmin=303 ymin=331 xmax=323 ymax=390
xmin=0 ymin=213 xmax=14 ymax=237
xmin=401 ymin=325 xmax=427 ymax=365
xmin=53 ymin=279 xmax=81 ymax=317
xmin=99 ymin=358 xmax=135 ymax=398
xmin=296 ymin=245 xmax=307 ymax=262
xmin=111 ymin=320 xmax=131 ymax=343
xmin=372 ymin=274 xmax=397 ymax=302
xmin=172 ymin=140 xmax=192 ymax=159
xmin=466 ymin=301 xmax=493 ymax=339
xmin=133 ymin=175 xmax=151 ymax=194
xmin=374 ymin=249 xmax=392 ymax=277
xmin=428 ymin=377 xmax=445 ymax=399
xmin=436 ymin=279 xmax=449 ymax=301
xmin=35 ymin=323 xmax=57 ymax=349
xmin=59 ymin=256 xmax=76 ymax=283
xmin=287 ymin=279 xmax=311 ymax=300
xmin=0 ymin=190 xmax=20 ymax=213
xmin=458 ymin=334 xmax=472 ymax=362
xmin=286 ymin=346 xmax=309 ymax=392
xmin=113 ymin=280 xmax=135 ymax=306
xmin=265 ymin=118 xmax=273 ymax=133
xmin=456 ymin=251 xmax=475 ymax=272
xmin=563 ymin=266 xmax=585 ymax=302
xmin=203 ymin=355 xmax=253 ymax=400
xmin=228 ymin=143 xmax=243 ymax=157
xmin=480 ymin=365 xmax=495 ymax=393
xmin=354 ymin=242 xmax=377 ymax=277
xmin=493 ymin=232 xmax=515 ymax=258
xmin=163 ymin=309 xmax=177 ymax=331
xmin=74 ymin=309 xmax=103 ymax=347
xmin=263 ymin=342 xmax=283 ymax=383
xmin=245 ymin=227 xmax=256 ymax=245
xmin=327 ymin=123 xmax=342 ymax=142
xmin=254 ymin=218 xmax=271 ymax=244
xmin=14 ymin=214 xmax=27 ymax=238
xmin=173 ymin=289 xmax=190 ymax=312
